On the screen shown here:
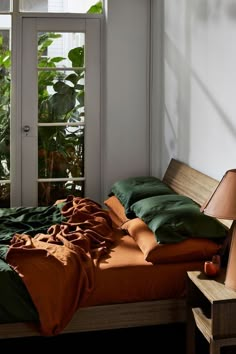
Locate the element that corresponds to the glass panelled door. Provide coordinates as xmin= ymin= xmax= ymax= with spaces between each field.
xmin=20 ymin=17 xmax=101 ymax=206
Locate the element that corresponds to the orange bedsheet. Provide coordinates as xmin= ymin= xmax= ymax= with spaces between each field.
xmin=81 ymin=233 xmax=204 ymax=307
xmin=81 ymin=199 xmax=207 ymax=307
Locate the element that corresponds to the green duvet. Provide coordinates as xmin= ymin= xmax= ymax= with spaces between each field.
xmin=0 ymin=203 xmax=66 ymax=323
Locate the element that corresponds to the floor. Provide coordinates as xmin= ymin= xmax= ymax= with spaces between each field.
xmin=0 ymin=323 xmax=235 ymax=353
xmin=0 ymin=323 xmax=205 ymax=353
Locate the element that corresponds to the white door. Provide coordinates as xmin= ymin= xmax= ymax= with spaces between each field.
xmin=12 ymin=16 xmax=101 ymax=207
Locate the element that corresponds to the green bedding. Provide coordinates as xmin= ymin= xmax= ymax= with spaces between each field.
xmin=0 ymin=203 xmax=66 ymax=323
xmin=0 ymin=256 xmax=38 ymax=323
xmin=130 ymin=195 xmax=228 ymax=244
xmin=109 ymin=176 xmax=175 ymax=217
xmin=0 ymin=203 xmax=66 ymax=243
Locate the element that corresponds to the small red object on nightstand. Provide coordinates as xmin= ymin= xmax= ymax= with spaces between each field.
xmin=204 ymin=255 xmax=220 ymax=277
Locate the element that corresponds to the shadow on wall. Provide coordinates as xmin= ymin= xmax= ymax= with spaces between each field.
xmin=162 ymin=0 xmax=236 ymax=174
xmin=227 ymin=1 xmax=236 ymax=19
xmin=193 ymin=0 xmax=236 ymax=22
xmin=190 ymin=0 xmax=236 ymax=139
xmin=192 ymin=0 xmax=222 ymax=22
xmin=162 ymin=0 xmax=192 ymax=167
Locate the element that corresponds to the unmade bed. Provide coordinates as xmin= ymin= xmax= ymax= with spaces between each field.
xmin=0 ymin=158 xmax=229 ymax=339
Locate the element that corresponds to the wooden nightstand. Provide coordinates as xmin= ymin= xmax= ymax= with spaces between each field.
xmin=186 ymin=270 xmax=236 ymax=354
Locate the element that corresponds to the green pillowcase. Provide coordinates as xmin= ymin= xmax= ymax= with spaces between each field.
xmin=109 ymin=176 xmax=175 ymax=218
xmin=130 ymin=194 xmax=227 ymax=244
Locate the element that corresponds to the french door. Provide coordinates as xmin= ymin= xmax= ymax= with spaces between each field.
xmin=11 ymin=16 xmax=101 ymax=207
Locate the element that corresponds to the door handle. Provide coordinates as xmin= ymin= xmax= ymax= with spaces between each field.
xmin=23 ymin=125 xmax=30 ymax=133
xmin=22 ymin=125 xmax=31 ymax=136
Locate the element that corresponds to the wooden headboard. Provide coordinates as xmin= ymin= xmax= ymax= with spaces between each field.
xmin=163 ymin=158 xmax=231 ymax=228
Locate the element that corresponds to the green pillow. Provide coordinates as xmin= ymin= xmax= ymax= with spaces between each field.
xmin=109 ymin=176 xmax=175 ymax=218
xmin=130 ymin=194 xmax=227 ymax=244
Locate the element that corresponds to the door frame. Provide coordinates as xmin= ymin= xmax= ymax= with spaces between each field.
xmin=11 ymin=14 xmax=102 ymax=206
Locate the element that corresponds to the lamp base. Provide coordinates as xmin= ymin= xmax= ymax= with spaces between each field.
xmin=225 ymin=221 xmax=236 ymax=291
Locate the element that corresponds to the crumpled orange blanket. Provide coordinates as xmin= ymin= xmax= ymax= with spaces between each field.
xmin=6 ymin=196 xmax=115 ymax=336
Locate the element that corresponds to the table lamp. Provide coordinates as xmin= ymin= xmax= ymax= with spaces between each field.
xmin=200 ymin=169 xmax=236 ymax=290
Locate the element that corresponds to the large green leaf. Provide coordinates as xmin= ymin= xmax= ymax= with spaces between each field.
xmin=68 ymin=47 xmax=84 ymax=68
xmin=49 ymin=88 xmax=76 ymax=116
xmin=66 ymin=73 xmax=79 ymax=85
xmin=87 ymin=1 xmax=103 ymax=14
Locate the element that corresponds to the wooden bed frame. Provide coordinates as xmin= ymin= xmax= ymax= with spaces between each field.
xmin=0 ymin=158 xmax=228 ymax=339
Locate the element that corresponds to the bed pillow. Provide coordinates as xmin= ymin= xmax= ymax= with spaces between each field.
xmin=130 ymin=194 xmax=228 ymax=244
xmin=121 ymin=218 xmax=222 ymax=264
xmin=108 ymin=176 xmax=175 ymax=218
xmin=104 ymin=196 xmax=129 ymax=226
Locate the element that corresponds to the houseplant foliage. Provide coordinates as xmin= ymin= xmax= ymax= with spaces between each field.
xmin=0 ymin=1 xmax=102 ymax=207
xmin=0 ymin=34 xmax=10 ymax=206
xmin=37 ymin=32 xmax=85 ymax=205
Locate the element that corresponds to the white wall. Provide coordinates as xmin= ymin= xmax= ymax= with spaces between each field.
xmin=103 ymin=0 xmax=236 ymax=202
xmin=152 ymin=0 xmax=236 ymax=183
xmin=150 ymin=0 xmax=163 ymax=177
xmin=102 ymin=0 xmax=151 ymax=199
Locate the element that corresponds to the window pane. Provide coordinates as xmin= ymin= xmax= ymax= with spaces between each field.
xmin=38 ymin=32 xmax=85 ymax=67
xmin=0 ymin=182 xmax=10 ymax=207
xmin=38 ymin=126 xmax=84 ymax=179
xmin=0 ymin=1 xmax=11 ymax=12
xmin=38 ymin=32 xmax=85 ymax=124
xmin=38 ymin=180 xmax=84 ymax=206
xmin=38 ymin=69 xmax=85 ymax=124
xmin=0 ymin=15 xmax=11 ymax=207
xmin=20 ymin=0 xmax=103 ymax=13
xmin=37 ymin=30 xmax=85 ymax=206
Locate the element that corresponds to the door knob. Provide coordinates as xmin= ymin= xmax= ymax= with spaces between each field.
xmin=23 ymin=125 xmax=30 ymax=133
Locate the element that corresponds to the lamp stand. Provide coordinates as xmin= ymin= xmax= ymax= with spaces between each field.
xmin=225 ymin=220 xmax=236 ymax=291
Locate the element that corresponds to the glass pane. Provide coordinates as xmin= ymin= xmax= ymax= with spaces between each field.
xmin=38 ymin=180 xmax=84 ymax=206
xmin=0 ymin=182 xmax=10 ymax=207
xmin=38 ymin=70 xmax=85 ymax=124
xmin=20 ymin=0 xmax=103 ymax=13
xmin=38 ymin=32 xmax=85 ymax=124
xmin=37 ymin=30 xmax=85 ymax=207
xmin=38 ymin=126 xmax=84 ymax=179
xmin=38 ymin=32 xmax=85 ymax=66
xmin=0 ymin=1 xmax=11 ymax=12
xmin=0 ymin=15 xmax=11 ymax=207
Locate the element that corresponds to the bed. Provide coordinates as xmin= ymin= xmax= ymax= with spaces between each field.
xmin=0 ymin=158 xmax=229 ymax=339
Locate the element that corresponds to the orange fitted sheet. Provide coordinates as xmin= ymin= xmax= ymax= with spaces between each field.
xmin=81 ymin=231 xmax=204 ymax=307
